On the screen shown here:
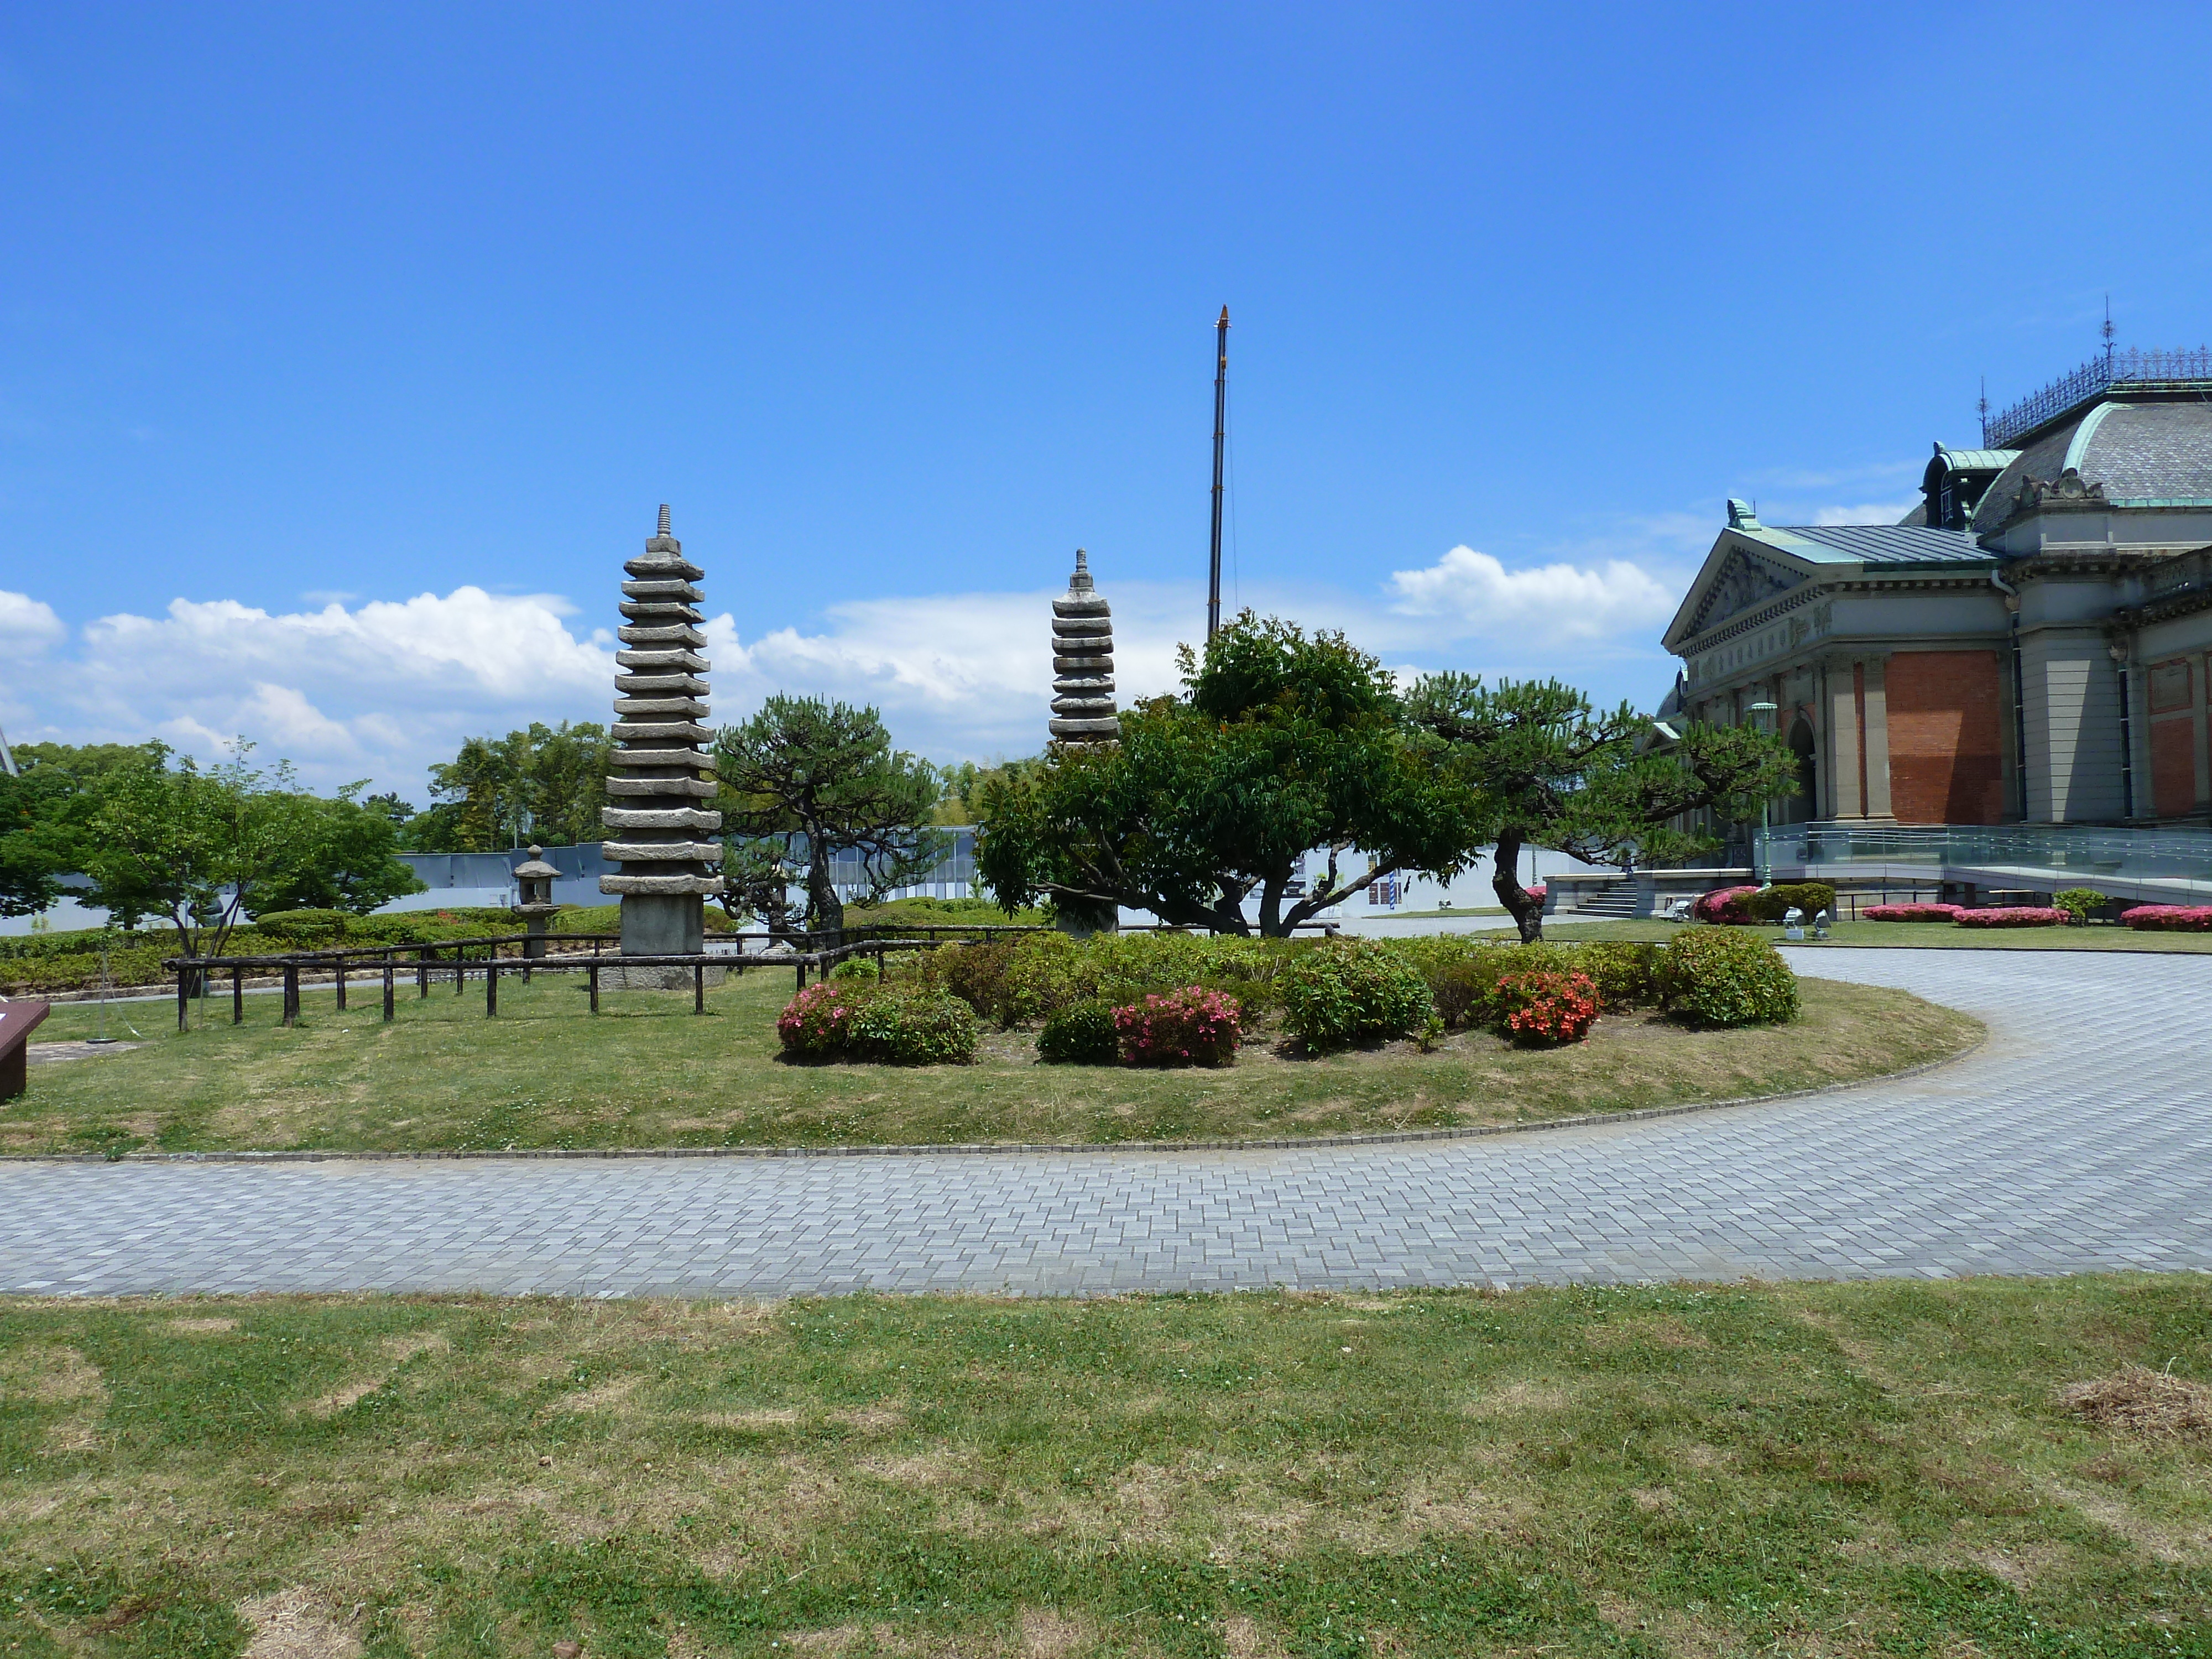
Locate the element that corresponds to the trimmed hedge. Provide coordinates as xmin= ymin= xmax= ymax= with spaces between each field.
xmin=1746 ymin=882 xmax=1837 ymax=923
xmin=1862 ymin=903 xmax=1964 ymax=923
xmin=1693 ymin=886 xmax=1760 ymax=925
xmin=2121 ymin=905 xmax=2212 ymax=932
xmin=1954 ymin=906 xmax=2068 ymax=929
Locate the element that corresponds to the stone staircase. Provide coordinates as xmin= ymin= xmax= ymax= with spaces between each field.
xmin=1556 ymin=883 xmax=1641 ymax=919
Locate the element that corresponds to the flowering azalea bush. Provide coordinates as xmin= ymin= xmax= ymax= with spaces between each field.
xmin=1492 ymin=969 xmax=1600 ymax=1046
xmin=1114 ymin=985 xmax=1242 ymax=1067
xmin=1693 ymin=886 xmax=1761 ymax=925
xmin=1955 ymin=906 xmax=2069 ymax=928
xmin=1863 ymin=902 xmax=1965 ymax=923
xmin=778 ymin=980 xmax=977 ymax=1065
xmin=2121 ymin=904 xmax=2212 ymax=932
xmin=778 ymin=979 xmax=868 ymax=1056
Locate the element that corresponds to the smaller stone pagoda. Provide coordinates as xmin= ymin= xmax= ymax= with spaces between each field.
xmin=599 ymin=505 xmax=725 ymax=987
xmin=511 ymin=844 xmax=561 ymax=960
xmin=1048 ymin=550 xmax=1119 ymax=743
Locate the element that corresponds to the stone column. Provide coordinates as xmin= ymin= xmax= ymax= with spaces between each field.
xmin=599 ymin=506 xmax=726 ymax=987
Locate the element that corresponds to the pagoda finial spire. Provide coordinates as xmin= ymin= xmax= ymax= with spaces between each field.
xmin=658 ymin=503 xmax=671 ymax=538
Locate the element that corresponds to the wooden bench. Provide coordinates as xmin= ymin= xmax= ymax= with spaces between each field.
xmin=0 ymin=999 xmax=53 ymax=1101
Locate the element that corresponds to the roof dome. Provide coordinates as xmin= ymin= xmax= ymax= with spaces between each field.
xmin=1973 ymin=400 xmax=2212 ymax=531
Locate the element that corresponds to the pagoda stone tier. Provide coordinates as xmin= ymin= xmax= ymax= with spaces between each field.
xmin=1048 ymin=549 xmax=1119 ymax=742
xmin=599 ymin=505 xmax=726 ymax=985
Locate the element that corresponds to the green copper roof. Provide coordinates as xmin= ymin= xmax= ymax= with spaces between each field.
xmin=1739 ymin=523 xmax=1997 ymax=566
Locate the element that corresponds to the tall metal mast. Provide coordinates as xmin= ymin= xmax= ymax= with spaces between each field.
xmin=1207 ymin=305 xmax=1229 ymax=641
xmin=0 ymin=723 xmax=16 ymax=778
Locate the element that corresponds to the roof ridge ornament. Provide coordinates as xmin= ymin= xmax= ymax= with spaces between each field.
xmin=1726 ymin=498 xmax=1762 ymax=531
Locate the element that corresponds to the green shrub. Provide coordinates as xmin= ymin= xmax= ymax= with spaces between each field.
xmin=1279 ymin=941 xmax=1436 ymax=1051
xmin=1574 ymin=941 xmax=1663 ymax=1010
xmin=1427 ymin=960 xmax=1494 ymax=1030
xmin=1037 ymin=1000 xmax=1119 ymax=1065
xmin=1659 ymin=930 xmax=1799 ymax=1029
xmin=1745 ymin=882 xmax=1837 ymax=924
xmin=2053 ymin=887 xmax=2109 ymax=924
xmin=997 ymin=932 xmax=1093 ymax=1024
xmin=848 ymin=989 xmax=979 ymax=1065
xmin=931 ymin=937 xmax=1024 ymax=1022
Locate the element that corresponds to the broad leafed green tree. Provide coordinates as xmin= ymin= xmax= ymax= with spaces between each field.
xmin=411 ymin=722 xmax=610 ymax=851
xmin=79 ymin=747 xmax=321 ymax=973
xmin=0 ymin=742 xmax=170 ymax=918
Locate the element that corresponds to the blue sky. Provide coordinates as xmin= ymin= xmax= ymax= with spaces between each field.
xmin=3 ymin=2 xmax=2209 ymax=797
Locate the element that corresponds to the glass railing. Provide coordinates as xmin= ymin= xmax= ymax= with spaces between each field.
xmin=1758 ymin=822 xmax=2212 ymax=884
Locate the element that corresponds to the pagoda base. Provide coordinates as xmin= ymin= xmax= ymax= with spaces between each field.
xmin=621 ymin=891 xmax=704 ymax=956
xmin=597 ymin=962 xmax=728 ymax=992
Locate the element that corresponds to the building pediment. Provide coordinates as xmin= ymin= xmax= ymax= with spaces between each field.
xmin=1666 ymin=541 xmax=1808 ymax=650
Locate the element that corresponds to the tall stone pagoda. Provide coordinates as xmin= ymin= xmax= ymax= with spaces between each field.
xmin=1048 ymin=550 xmax=1119 ymax=743
xmin=599 ymin=505 xmax=724 ymax=981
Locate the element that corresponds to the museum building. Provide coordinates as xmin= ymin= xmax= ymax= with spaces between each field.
xmin=1661 ymin=348 xmax=2212 ymax=829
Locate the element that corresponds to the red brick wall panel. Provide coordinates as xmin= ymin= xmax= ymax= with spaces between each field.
xmin=2151 ymin=716 xmax=2198 ymax=819
xmin=1885 ymin=650 xmax=2006 ymax=825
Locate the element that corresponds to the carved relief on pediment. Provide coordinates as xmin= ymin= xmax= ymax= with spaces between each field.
xmin=1689 ymin=547 xmax=1804 ymax=635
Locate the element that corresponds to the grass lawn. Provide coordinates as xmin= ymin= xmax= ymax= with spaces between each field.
xmin=4 ymin=1276 xmax=2210 ymax=1658
xmin=3 ymin=972 xmax=1975 ymax=1157
xmin=1531 ymin=919 xmax=2212 ymax=952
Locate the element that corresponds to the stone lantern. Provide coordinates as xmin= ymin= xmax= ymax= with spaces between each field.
xmin=512 ymin=844 xmax=561 ymax=959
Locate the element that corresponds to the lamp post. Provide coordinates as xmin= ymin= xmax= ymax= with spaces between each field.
xmin=1748 ymin=701 xmax=1779 ymax=882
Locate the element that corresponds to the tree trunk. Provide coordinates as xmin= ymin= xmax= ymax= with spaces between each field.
xmin=1491 ymin=828 xmax=1545 ymax=942
xmin=1257 ymin=874 xmax=1287 ymax=938
xmin=804 ymin=826 xmax=845 ymax=938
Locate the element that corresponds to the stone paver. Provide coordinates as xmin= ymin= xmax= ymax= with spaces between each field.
xmin=1 ymin=950 xmax=2205 ymax=1300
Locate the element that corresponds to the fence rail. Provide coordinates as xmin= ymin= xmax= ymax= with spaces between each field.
xmin=1984 ymin=347 xmax=2212 ymax=447
xmin=160 ymin=916 xmax=1345 ymax=1032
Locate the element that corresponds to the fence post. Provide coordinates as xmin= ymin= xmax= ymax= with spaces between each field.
xmin=383 ymin=958 xmax=395 ymax=1022
xmin=232 ymin=967 xmax=244 ymax=1025
xmin=418 ymin=947 xmax=430 ymax=999
xmin=282 ymin=962 xmax=300 ymax=1027
xmin=176 ymin=967 xmax=190 ymax=1032
xmin=694 ymin=963 xmax=705 ymax=1014
xmin=486 ymin=959 xmax=498 ymax=1017
xmin=455 ymin=943 xmax=466 ymax=995
xmin=588 ymin=961 xmax=599 ymax=1014
xmin=335 ymin=955 xmax=347 ymax=1013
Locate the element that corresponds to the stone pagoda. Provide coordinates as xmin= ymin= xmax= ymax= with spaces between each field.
xmin=1048 ymin=550 xmax=1119 ymax=742
xmin=599 ymin=505 xmax=724 ymax=985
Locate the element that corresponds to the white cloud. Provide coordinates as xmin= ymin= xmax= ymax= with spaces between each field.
xmin=0 ymin=578 xmax=1216 ymax=796
xmin=1811 ymin=500 xmax=1918 ymax=526
xmin=1385 ymin=546 xmax=1677 ymax=644
xmin=2 ymin=547 xmax=1693 ymax=801
xmin=0 ymin=589 xmax=65 ymax=651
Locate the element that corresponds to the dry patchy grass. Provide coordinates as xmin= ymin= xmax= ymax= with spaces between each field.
xmin=4 ymin=1276 xmax=2212 ymax=1657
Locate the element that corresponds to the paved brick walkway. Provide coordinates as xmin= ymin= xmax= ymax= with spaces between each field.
xmin=2 ymin=949 xmax=2205 ymax=1300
